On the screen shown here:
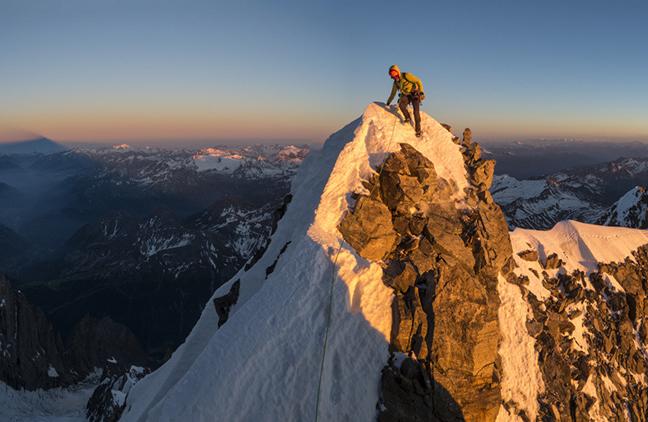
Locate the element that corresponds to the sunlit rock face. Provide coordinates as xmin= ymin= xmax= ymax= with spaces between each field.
xmin=340 ymin=141 xmax=514 ymax=421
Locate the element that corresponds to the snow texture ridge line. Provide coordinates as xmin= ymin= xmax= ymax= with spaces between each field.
xmin=314 ymin=114 xmax=397 ymax=422
xmin=121 ymin=103 xmax=468 ymax=422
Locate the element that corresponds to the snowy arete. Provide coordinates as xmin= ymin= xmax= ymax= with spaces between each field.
xmin=121 ymin=103 xmax=471 ymax=421
xmin=116 ymin=104 xmax=648 ymax=422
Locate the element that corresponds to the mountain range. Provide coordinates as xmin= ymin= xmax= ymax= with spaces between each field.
xmin=2 ymin=108 xmax=648 ymax=421
xmin=0 ymin=143 xmax=308 ymax=361
xmin=491 ymin=156 xmax=648 ymax=229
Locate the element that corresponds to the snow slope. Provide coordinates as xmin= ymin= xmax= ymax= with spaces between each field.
xmin=511 ymin=220 xmax=648 ymax=274
xmin=0 ymin=380 xmax=97 ymax=421
xmin=121 ymin=103 xmax=468 ymax=422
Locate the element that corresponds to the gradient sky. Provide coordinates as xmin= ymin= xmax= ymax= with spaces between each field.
xmin=1 ymin=0 xmax=647 ymax=144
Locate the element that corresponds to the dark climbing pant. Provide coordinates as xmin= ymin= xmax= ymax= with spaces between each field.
xmin=399 ymin=93 xmax=421 ymax=133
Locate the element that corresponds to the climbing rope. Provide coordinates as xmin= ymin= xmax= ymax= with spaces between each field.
xmin=313 ymin=108 xmax=400 ymax=422
xmin=313 ymin=243 xmax=343 ymax=422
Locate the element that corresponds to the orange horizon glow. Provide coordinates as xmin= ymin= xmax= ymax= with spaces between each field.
xmin=2 ymin=107 xmax=648 ymax=145
xmin=0 ymin=108 xmax=347 ymax=144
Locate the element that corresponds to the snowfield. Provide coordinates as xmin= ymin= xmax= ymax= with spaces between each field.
xmin=121 ymin=103 xmax=469 ymax=422
xmin=511 ymin=220 xmax=648 ymax=274
xmin=191 ymin=145 xmax=308 ymax=177
xmin=192 ymin=148 xmax=245 ymax=173
xmin=0 ymin=380 xmax=97 ymax=421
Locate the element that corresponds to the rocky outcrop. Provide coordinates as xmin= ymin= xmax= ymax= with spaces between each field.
xmin=592 ymin=249 xmax=648 ymax=419
xmin=87 ymin=365 xmax=150 ymax=422
xmin=1 ymin=273 xmax=151 ymax=394
xmin=0 ymin=274 xmax=71 ymax=389
xmin=338 ymin=197 xmax=398 ymax=261
xmin=542 ymin=252 xmax=563 ymax=270
xmin=339 ymin=139 xmax=514 ymax=421
xmin=213 ymin=280 xmax=240 ymax=327
xmin=462 ymin=128 xmax=472 ymax=146
xmin=517 ymin=249 xmax=539 ymax=262
xmin=505 ymin=246 xmax=648 ymax=420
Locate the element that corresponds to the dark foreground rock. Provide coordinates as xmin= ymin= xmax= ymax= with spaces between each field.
xmin=1 ymin=273 xmax=150 ymax=393
xmin=87 ymin=365 xmax=150 ymax=422
xmin=0 ymin=274 xmax=71 ymax=389
xmin=213 ymin=280 xmax=241 ymax=327
xmin=65 ymin=315 xmax=149 ymax=378
xmin=339 ymin=140 xmax=514 ymax=421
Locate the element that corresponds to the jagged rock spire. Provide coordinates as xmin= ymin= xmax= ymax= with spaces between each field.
xmin=339 ymin=139 xmax=513 ymax=421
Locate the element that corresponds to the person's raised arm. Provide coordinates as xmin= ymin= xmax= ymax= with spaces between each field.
xmin=386 ymin=82 xmax=398 ymax=106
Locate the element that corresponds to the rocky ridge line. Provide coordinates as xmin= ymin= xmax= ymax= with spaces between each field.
xmin=506 ymin=245 xmax=648 ymax=420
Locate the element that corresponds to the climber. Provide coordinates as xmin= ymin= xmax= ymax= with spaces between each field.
xmin=385 ymin=64 xmax=425 ymax=137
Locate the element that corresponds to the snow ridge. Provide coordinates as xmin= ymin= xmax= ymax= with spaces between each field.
xmin=511 ymin=220 xmax=648 ymax=274
xmin=121 ymin=103 xmax=468 ymax=422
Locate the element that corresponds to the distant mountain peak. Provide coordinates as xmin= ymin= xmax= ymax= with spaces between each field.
xmin=599 ymin=185 xmax=648 ymax=228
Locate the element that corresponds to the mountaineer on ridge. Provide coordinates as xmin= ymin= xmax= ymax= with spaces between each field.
xmin=385 ymin=64 xmax=425 ymax=137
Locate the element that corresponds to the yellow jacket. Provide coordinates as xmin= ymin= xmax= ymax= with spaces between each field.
xmin=386 ymin=64 xmax=424 ymax=105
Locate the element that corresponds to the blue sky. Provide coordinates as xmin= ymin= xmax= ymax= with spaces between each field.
xmin=1 ymin=0 xmax=647 ymax=144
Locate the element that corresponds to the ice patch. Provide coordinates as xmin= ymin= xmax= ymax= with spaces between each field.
xmin=47 ymin=365 xmax=59 ymax=378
